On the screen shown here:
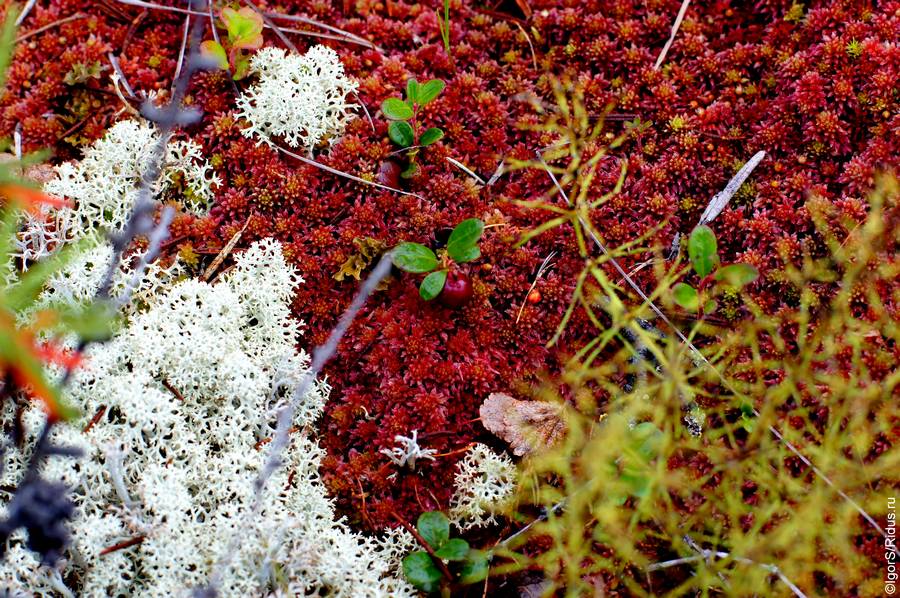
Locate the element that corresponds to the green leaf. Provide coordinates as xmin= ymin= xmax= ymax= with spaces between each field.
xmin=672 ymin=283 xmax=699 ymax=311
xmin=382 ymin=97 xmax=414 ymax=121
xmin=451 ymin=245 xmax=480 ymax=264
xmin=232 ymin=53 xmax=252 ymax=80
xmin=200 ymin=41 xmax=229 ymax=71
xmin=459 ymin=550 xmax=490 ymax=585
xmin=688 ymin=225 xmax=719 ymax=278
xmin=419 ymin=128 xmax=444 ymax=146
xmin=434 ymin=537 xmax=469 ymax=560
xmin=419 ymin=270 xmax=447 ymax=301
xmin=417 ymin=511 xmax=450 ymax=549
xmin=714 ymin=263 xmax=759 ymax=287
xmin=221 ymin=7 xmax=264 ymax=50
xmin=388 ymin=121 xmax=415 ymax=147
xmin=630 ymin=422 xmax=663 ymax=461
xmin=446 ymin=219 xmax=484 ymax=263
xmin=402 ymin=551 xmax=443 ymax=593
xmin=406 ymin=79 xmax=420 ymax=104
xmin=703 ymin=299 xmax=718 ymax=314
xmin=401 ymin=158 xmax=419 ymax=179
xmin=392 ymin=243 xmax=438 ymax=273
xmin=56 ymin=301 xmax=118 ymax=343
xmin=418 ymin=79 xmax=446 ymax=105
xmin=0 ymin=5 xmax=19 ymax=92
xmin=6 ymin=237 xmax=96 ymax=313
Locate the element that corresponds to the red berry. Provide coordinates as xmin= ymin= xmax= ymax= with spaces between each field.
xmin=527 ymin=289 xmax=541 ymax=304
xmin=376 ymin=161 xmax=401 ymax=188
xmin=440 ymin=270 xmax=473 ymax=308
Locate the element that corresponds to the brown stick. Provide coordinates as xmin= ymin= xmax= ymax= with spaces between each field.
xmin=390 ymin=508 xmax=453 ymax=582
xmin=82 ymin=405 xmax=107 ymax=433
xmin=161 ymin=378 xmax=185 ymax=402
xmin=99 ymin=535 xmax=145 ymax=556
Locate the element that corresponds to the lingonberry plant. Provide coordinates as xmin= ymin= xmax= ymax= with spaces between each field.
xmin=200 ymin=7 xmax=264 ymax=80
xmin=392 ymin=218 xmax=483 ymax=305
xmin=402 ymin=511 xmax=489 ymax=595
xmin=672 ymin=225 xmax=759 ymax=315
xmin=382 ymin=78 xmax=445 ymax=178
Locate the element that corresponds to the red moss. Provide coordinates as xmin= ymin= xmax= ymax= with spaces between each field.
xmin=4 ymin=0 xmax=898 ymax=573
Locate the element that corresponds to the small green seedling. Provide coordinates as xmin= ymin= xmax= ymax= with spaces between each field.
xmin=402 ymin=511 xmax=490 ymax=595
xmin=381 ymin=78 xmax=445 ymax=178
xmin=200 ymin=7 xmax=264 ymax=80
xmin=672 ymin=225 xmax=759 ymax=315
xmin=392 ymin=219 xmax=483 ymax=305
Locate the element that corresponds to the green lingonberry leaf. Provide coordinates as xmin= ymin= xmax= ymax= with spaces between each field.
xmin=688 ymin=225 xmax=719 ymax=278
xmin=220 ymin=7 xmax=263 ymax=51
xmin=450 ymin=245 xmax=480 ymax=264
xmin=672 ymin=282 xmax=699 ymax=311
xmin=388 ymin=121 xmax=415 ymax=147
xmin=703 ymin=299 xmax=718 ymax=314
xmin=402 ymin=551 xmax=443 ymax=593
xmin=714 ymin=263 xmax=759 ymax=287
xmin=418 ymin=79 xmax=446 ymax=105
xmin=393 ymin=243 xmax=438 ymax=273
xmin=434 ymin=538 xmax=469 ymax=561
xmin=419 ymin=270 xmax=448 ymax=301
xmin=417 ymin=511 xmax=450 ymax=549
xmin=419 ymin=127 xmax=444 ymax=147
xmin=459 ymin=550 xmax=490 ymax=585
xmin=446 ymin=219 xmax=484 ymax=263
xmin=382 ymin=97 xmax=414 ymax=121
xmin=199 ymin=40 xmax=229 ymax=71
xmin=406 ymin=78 xmax=420 ymax=104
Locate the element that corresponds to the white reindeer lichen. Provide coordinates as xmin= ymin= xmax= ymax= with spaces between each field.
xmin=449 ymin=443 xmax=518 ymax=530
xmin=380 ymin=430 xmax=438 ymax=471
xmin=0 ymin=239 xmax=416 ymax=598
xmin=15 ymin=118 xmax=219 ymax=264
xmin=236 ymin=45 xmax=358 ymax=151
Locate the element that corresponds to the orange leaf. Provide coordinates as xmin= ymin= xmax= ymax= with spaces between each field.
xmin=0 ymin=183 xmax=70 ymax=214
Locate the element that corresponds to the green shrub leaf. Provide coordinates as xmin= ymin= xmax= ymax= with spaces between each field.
xmin=419 ymin=127 xmax=444 ymax=146
xmin=199 ymin=41 xmax=229 ymax=71
xmin=688 ymin=225 xmax=719 ymax=278
xmin=419 ymin=270 xmax=447 ymax=301
xmin=221 ymin=7 xmax=263 ymax=51
xmin=417 ymin=511 xmax=450 ymax=548
xmin=451 ymin=245 xmax=480 ymax=264
xmin=434 ymin=538 xmax=469 ymax=560
xmin=382 ymin=97 xmax=414 ymax=121
xmin=393 ymin=243 xmax=438 ymax=273
xmin=447 ymin=219 xmax=484 ymax=263
xmin=406 ymin=79 xmax=420 ymax=104
xmin=402 ymin=551 xmax=443 ymax=592
xmin=388 ymin=121 xmax=415 ymax=147
xmin=672 ymin=283 xmax=699 ymax=311
xmin=418 ymin=79 xmax=446 ymax=105
xmin=714 ymin=263 xmax=759 ymax=287
xmin=459 ymin=550 xmax=490 ymax=585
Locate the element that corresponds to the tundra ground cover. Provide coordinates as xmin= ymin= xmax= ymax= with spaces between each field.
xmin=0 ymin=0 xmax=897 ymax=595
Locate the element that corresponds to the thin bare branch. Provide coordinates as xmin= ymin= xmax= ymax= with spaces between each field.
xmin=654 ymin=0 xmax=691 ymax=69
xmin=274 ymin=144 xmax=423 ymax=199
xmin=14 ymin=13 xmax=87 ymax=43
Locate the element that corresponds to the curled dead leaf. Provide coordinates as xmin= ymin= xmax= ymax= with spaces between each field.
xmin=479 ymin=392 xmax=566 ymax=456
